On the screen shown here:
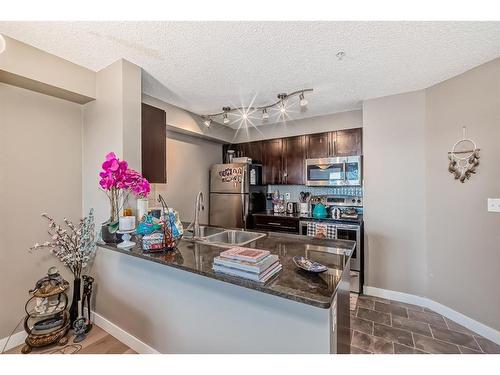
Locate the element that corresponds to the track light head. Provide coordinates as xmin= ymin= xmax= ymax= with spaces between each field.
xmin=279 ymin=100 xmax=287 ymax=114
xmin=203 ymin=118 xmax=212 ymax=128
xmin=299 ymin=92 xmax=308 ymax=107
xmin=222 ymin=107 xmax=231 ymax=124
xmin=262 ymin=108 xmax=269 ymax=121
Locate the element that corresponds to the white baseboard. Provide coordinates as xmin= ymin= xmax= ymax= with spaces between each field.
xmin=91 ymin=312 xmax=159 ymax=354
xmin=0 ymin=330 xmax=27 ymax=353
xmin=364 ymin=285 xmax=500 ymax=345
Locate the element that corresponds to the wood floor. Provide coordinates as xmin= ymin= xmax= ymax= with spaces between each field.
xmin=6 ymin=325 xmax=136 ymax=354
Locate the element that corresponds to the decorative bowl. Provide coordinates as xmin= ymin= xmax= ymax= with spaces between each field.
xmin=293 ymin=256 xmax=328 ymax=273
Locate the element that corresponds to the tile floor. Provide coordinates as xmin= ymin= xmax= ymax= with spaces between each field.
xmin=350 ymin=294 xmax=500 ymax=354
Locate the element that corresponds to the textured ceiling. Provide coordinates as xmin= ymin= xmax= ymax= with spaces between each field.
xmin=1 ymin=21 xmax=500 ymax=127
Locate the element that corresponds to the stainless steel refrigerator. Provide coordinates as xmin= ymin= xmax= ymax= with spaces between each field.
xmin=209 ymin=163 xmax=266 ymax=229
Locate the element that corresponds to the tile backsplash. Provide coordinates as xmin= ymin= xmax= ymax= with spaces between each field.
xmin=267 ymin=185 xmax=363 ymax=202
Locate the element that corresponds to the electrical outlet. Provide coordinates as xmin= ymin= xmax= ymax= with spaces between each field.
xmin=488 ymin=198 xmax=500 ymax=213
xmin=285 ymin=193 xmax=291 ymax=200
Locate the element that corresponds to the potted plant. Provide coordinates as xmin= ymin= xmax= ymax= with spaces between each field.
xmin=30 ymin=209 xmax=96 ymax=326
xmin=99 ymin=152 xmax=150 ymax=243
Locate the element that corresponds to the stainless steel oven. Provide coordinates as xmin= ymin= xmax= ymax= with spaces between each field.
xmin=299 ymin=220 xmax=362 ymax=293
xmin=305 ymin=156 xmax=362 ymax=186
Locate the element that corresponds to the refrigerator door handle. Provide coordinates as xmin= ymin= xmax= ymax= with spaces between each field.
xmin=241 ymin=193 xmax=249 ymax=229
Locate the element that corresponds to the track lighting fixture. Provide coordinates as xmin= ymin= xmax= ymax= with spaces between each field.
xmin=202 ymin=88 xmax=313 ymax=126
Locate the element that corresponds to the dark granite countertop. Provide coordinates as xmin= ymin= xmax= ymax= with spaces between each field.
xmin=253 ymin=211 xmax=363 ymax=225
xmin=99 ymin=232 xmax=354 ymax=309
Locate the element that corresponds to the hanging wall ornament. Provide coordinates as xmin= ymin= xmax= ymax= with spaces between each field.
xmin=448 ymin=126 xmax=480 ymax=183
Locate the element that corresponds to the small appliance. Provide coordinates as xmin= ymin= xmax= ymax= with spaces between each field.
xmin=305 ymin=156 xmax=362 ymax=186
xmin=312 ymin=203 xmax=328 ymax=219
xmin=286 ymin=202 xmax=297 ymax=214
xmin=341 ymin=207 xmax=358 ymax=220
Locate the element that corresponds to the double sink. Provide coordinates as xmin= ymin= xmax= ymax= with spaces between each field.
xmin=185 ymin=226 xmax=266 ymax=248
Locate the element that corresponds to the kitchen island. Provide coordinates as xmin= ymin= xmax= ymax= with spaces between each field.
xmin=95 ymin=231 xmax=354 ymax=353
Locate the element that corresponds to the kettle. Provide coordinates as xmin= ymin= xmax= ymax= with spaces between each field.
xmin=312 ymin=203 xmax=328 ymax=219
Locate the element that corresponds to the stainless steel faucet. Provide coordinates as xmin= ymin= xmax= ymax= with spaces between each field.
xmin=193 ymin=191 xmax=204 ymax=238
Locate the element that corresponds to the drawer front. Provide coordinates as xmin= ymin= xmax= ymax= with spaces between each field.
xmin=253 ymin=216 xmax=299 ymax=234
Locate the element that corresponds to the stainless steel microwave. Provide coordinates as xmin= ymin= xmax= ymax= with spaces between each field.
xmin=305 ymin=156 xmax=362 ymax=186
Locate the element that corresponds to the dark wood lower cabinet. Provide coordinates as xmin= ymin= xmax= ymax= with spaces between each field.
xmin=253 ymin=215 xmax=299 ymax=234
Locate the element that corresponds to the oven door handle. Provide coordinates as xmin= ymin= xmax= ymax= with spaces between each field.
xmin=336 ymin=224 xmax=360 ymax=231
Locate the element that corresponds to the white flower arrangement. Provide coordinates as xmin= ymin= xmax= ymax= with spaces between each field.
xmin=30 ymin=209 xmax=96 ymax=279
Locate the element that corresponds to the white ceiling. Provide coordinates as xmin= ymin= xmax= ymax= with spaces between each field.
xmin=1 ymin=21 xmax=500 ymax=128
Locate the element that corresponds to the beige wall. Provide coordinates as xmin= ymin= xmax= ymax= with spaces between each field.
xmin=0 ymin=83 xmax=83 ymax=338
xmin=425 ymin=58 xmax=500 ymax=330
xmin=149 ymin=132 xmax=222 ymax=224
xmin=363 ymin=57 xmax=500 ymax=331
xmin=82 ymin=59 xmax=142 ymax=226
xmin=233 ymin=110 xmax=363 ymax=143
xmin=363 ymin=91 xmax=427 ymax=296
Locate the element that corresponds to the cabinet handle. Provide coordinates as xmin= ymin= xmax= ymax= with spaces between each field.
xmin=267 ymin=222 xmax=282 ymax=226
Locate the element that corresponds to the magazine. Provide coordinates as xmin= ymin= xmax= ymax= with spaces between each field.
xmin=219 ymin=247 xmax=270 ymax=263
xmin=213 ymin=262 xmax=282 ymax=282
xmin=213 ymin=254 xmax=279 ymax=274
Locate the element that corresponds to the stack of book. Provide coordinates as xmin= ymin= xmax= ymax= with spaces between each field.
xmin=213 ymin=247 xmax=282 ymax=283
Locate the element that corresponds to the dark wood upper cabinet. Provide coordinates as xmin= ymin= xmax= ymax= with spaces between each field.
xmin=334 ymin=128 xmax=362 ymax=156
xmin=262 ymin=138 xmax=283 ymax=185
xmin=240 ymin=141 xmax=263 ymax=164
xmin=141 ymin=103 xmax=166 ymax=183
xmin=222 ymin=127 xmax=362 ymax=185
xmin=305 ymin=132 xmax=332 ymax=159
xmin=223 ymin=141 xmax=263 ymax=164
xmin=283 ymin=136 xmax=305 ymax=185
